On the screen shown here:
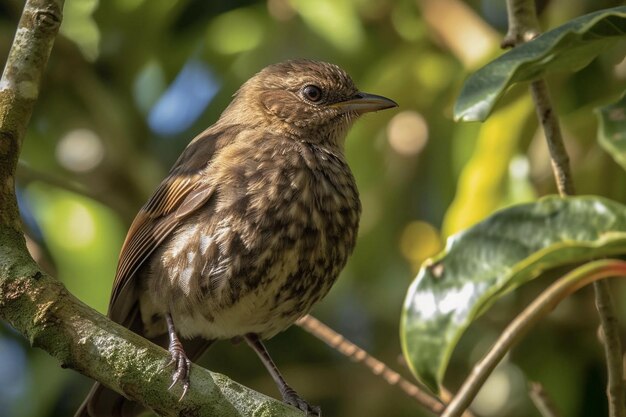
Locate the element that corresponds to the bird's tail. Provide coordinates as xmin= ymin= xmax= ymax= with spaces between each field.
xmin=74 ymin=382 xmax=147 ymax=417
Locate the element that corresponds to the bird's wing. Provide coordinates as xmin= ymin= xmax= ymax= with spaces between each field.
xmin=108 ymin=127 xmax=227 ymax=325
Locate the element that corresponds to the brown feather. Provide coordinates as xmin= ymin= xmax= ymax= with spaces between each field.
xmin=107 ymin=125 xmax=235 ymax=322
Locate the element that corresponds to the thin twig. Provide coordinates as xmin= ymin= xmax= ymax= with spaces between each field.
xmin=503 ymin=1 xmax=574 ymax=196
xmin=16 ymin=161 xmax=138 ymax=221
xmin=529 ymin=382 xmax=563 ymax=417
xmin=296 ymin=315 xmax=474 ymax=417
xmin=441 ymin=260 xmax=626 ymax=417
xmin=502 ymin=0 xmax=540 ymax=48
xmin=595 ymin=279 xmax=626 ymax=417
xmin=17 ymin=161 xmax=108 ymax=206
xmin=528 ymin=80 xmax=575 ymax=196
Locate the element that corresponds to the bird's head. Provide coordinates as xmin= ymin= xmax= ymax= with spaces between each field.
xmin=219 ymin=60 xmax=397 ymax=147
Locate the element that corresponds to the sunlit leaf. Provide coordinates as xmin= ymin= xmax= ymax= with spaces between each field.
xmin=455 ymin=7 xmax=626 ymax=122
xmin=597 ymin=92 xmax=626 ymax=170
xmin=401 ymin=196 xmax=626 ymax=392
xmin=443 ymin=94 xmax=535 ymax=236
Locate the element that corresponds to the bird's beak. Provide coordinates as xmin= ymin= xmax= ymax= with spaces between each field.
xmin=332 ymin=92 xmax=398 ymax=114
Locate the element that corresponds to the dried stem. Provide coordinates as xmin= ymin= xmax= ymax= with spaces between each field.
xmin=441 ymin=260 xmax=626 ymax=417
xmin=296 ymin=315 xmax=475 ymax=417
xmin=529 ymin=382 xmax=563 ymax=417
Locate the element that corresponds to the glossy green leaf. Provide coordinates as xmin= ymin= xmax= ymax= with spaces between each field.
xmin=597 ymin=92 xmax=626 ymax=170
xmin=454 ymin=7 xmax=626 ymax=122
xmin=401 ymin=196 xmax=626 ymax=392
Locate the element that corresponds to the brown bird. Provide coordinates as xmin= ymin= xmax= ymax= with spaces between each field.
xmin=76 ymin=59 xmax=396 ymax=417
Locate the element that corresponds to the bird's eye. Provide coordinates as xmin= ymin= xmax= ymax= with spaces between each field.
xmin=302 ymin=85 xmax=323 ymax=103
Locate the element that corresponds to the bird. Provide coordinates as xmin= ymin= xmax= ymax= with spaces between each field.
xmin=76 ymin=59 xmax=397 ymax=417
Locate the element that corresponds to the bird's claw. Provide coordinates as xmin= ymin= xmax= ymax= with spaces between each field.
xmin=281 ymin=386 xmax=321 ymax=416
xmin=166 ymin=342 xmax=191 ymax=401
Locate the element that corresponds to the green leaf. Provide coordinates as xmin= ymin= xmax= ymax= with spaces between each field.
xmin=597 ymin=92 xmax=626 ymax=171
xmin=454 ymin=7 xmax=626 ymax=122
xmin=400 ymin=196 xmax=626 ymax=392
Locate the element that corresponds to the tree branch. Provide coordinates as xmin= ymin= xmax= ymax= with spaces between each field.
xmin=0 ymin=1 xmax=303 ymax=416
xmin=0 ymin=0 xmax=63 ymax=226
xmin=1 ymin=256 xmax=304 ymax=416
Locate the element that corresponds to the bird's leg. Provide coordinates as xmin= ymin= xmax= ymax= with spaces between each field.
xmin=165 ymin=313 xmax=191 ymax=400
xmin=244 ymin=334 xmax=321 ymax=416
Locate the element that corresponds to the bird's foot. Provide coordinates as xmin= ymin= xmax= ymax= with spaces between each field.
xmin=166 ymin=339 xmax=191 ymax=401
xmin=281 ymin=385 xmax=321 ymax=416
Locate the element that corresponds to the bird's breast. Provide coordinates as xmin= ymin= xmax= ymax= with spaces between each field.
xmin=147 ymin=139 xmax=361 ymax=339
xmin=213 ymin=140 xmax=362 ymax=297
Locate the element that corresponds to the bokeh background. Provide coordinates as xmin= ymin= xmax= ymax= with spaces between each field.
xmin=1 ymin=0 xmax=626 ymax=416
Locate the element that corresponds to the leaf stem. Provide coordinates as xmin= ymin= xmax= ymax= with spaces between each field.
xmin=296 ymin=315 xmax=473 ymax=416
xmin=441 ymin=260 xmax=626 ymax=417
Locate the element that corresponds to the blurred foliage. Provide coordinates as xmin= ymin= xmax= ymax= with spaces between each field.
xmin=597 ymin=91 xmax=626 ymax=171
xmin=0 ymin=0 xmax=625 ymax=416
